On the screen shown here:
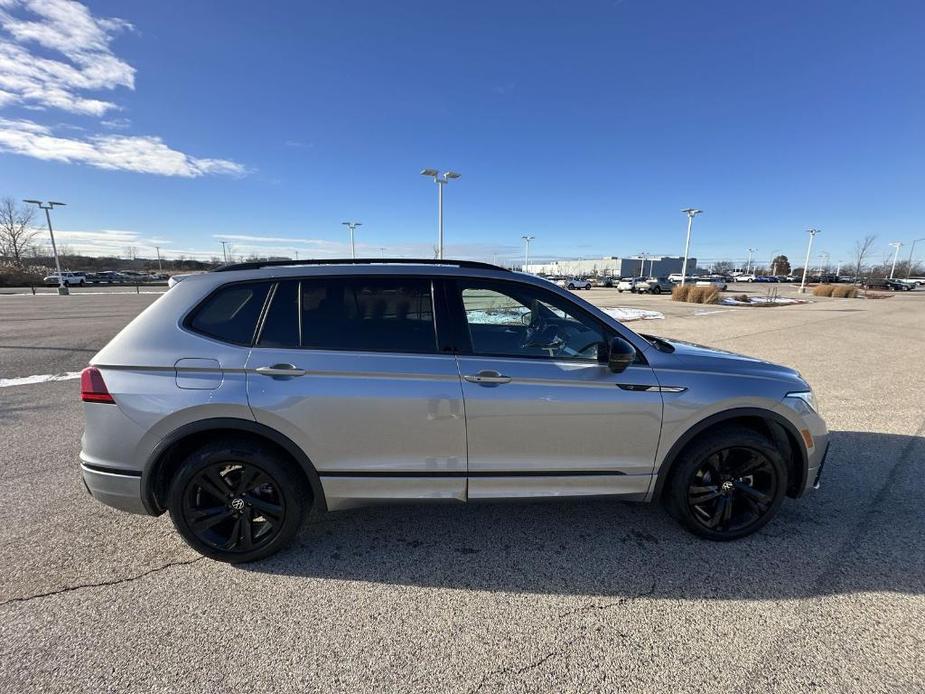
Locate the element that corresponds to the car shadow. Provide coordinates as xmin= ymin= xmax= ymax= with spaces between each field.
xmin=240 ymin=430 xmax=925 ymax=600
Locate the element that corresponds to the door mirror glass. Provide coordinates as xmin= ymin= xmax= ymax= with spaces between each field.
xmin=607 ymin=336 xmax=636 ymax=373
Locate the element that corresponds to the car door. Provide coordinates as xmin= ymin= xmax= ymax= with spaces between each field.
xmin=245 ymin=276 xmax=468 ymax=510
xmin=445 ymin=277 xmax=663 ymax=501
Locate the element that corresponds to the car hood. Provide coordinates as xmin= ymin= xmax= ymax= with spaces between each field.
xmin=650 ymin=336 xmax=804 ymax=382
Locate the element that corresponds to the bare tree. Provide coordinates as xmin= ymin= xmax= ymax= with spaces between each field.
xmin=852 ymin=235 xmax=877 ymax=282
xmin=0 ymin=198 xmax=38 ymax=268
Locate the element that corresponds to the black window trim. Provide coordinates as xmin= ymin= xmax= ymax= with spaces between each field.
xmin=182 ymin=278 xmax=275 ymax=347
xmin=441 ymin=277 xmax=648 ymax=365
xmin=252 ymin=274 xmax=445 ymax=356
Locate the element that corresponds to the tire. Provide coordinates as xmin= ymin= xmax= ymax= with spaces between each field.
xmin=652 ymin=286 xmax=661 ymax=295
xmin=618 ymin=289 xmax=623 ymax=293
xmin=79 ymin=280 xmax=86 ymax=286
xmin=167 ymin=439 xmax=308 ymax=562
xmin=663 ymin=427 xmax=788 ymax=541
xmin=567 ymin=284 xmax=575 ymax=290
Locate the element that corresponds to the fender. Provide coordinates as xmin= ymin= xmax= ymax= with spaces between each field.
xmin=649 ymin=407 xmax=808 ymax=501
xmin=142 ymin=417 xmax=326 ymax=514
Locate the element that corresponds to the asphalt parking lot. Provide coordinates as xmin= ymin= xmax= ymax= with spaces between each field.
xmin=1 ymin=286 xmax=923 ymax=693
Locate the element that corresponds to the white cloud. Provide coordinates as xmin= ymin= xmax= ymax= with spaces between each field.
xmin=0 ymin=0 xmax=134 ymax=115
xmin=0 ymin=117 xmax=247 ymax=176
xmin=0 ymin=1 xmax=247 ymax=177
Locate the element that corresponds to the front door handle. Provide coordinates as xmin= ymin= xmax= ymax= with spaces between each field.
xmin=464 ymin=370 xmax=512 ymax=385
xmin=255 ymin=363 xmax=307 ymax=377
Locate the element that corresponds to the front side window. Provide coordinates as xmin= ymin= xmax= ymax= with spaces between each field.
xmin=300 ymin=277 xmax=437 ymax=353
xmin=188 ymin=282 xmax=271 ymax=345
xmin=458 ymin=282 xmax=606 ymax=361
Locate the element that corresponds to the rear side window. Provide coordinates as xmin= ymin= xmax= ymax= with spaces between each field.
xmin=300 ymin=277 xmax=437 ymax=353
xmin=258 ymin=281 xmax=299 ymax=348
xmin=188 ymin=282 xmax=271 ymax=345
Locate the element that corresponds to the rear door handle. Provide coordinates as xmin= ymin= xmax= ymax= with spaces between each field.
xmin=255 ymin=363 xmax=307 ymax=377
xmin=464 ymin=370 xmax=512 ymax=385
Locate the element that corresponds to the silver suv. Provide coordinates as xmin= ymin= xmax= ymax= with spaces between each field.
xmin=80 ymin=259 xmax=828 ymax=562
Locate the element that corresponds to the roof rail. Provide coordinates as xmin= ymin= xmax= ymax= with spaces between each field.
xmin=212 ymin=257 xmax=509 ymax=273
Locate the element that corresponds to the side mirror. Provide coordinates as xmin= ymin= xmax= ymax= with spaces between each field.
xmin=607 ymin=336 xmax=636 ymax=373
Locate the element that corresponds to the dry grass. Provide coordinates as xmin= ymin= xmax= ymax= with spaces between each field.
xmin=671 ymin=284 xmax=720 ymax=304
xmin=860 ymin=291 xmax=894 ymax=300
xmin=671 ymin=284 xmax=692 ymax=301
xmin=831 ymin=285 xmax=858 ymax=298
xmin=812 ymin=284 xmax=836 ymax=297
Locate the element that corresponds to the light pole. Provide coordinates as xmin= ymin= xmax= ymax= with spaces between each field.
xmin=746 ymin=248 xmax=757 ymax=274
xmin=155 ymin=246 xmax=162 ymax=273
xmin=679 ymin=208 xmax=701 ymax=286
xmin=219 ymin=240 xmax=229 ymax=263
xmin=907 ymin=238 xmax=925 ymax=278
xmin=342 ymin=221 xmax=362 ymax=259
xmin=521 ymin=235 xmax=535 ymax=272
xmin=799 ymin=229 xmax=820 ymax=293
xmin=818 ymin=251 xmax=830 ymax=273
xmin=888 ymin=242 xmax=903 ymax=279
xmin=23 ymin=200 xmax=67 ymax=295
xmin=420 ymin=169 xmax=461 ymax=259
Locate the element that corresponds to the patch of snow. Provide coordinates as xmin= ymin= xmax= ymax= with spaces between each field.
xmin=721 ymin=297 xmax=807 ymax=306
xmin=601 ymin=307 xmax=665 ymax=322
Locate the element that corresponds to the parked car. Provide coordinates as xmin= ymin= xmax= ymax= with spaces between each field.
xmin=695 ymin=276 xmax=728 ymax=291
xmin=600 ymin=276 xmax=616 ymax=288
xmin=79 ymin=258 xmax=828 ymax=562
xmin=94 ymin=271 xmax=124 ymax=284
xmin=616 ymin=277 xmax=646 ymax=293
xmin=638 ymin=277 xmax=673 ymax=294
xmin=862 ymin=278 xmax=912 ymax=291
xmin=43 ymin=271 xmax=87 ymax=286
xmin=555 ymin=277 xmax=591 ymax=290
xmin=667 ymin=273 xmax=696 ymax=284
xmin=735 ymin=274 xmax=756 ymax=282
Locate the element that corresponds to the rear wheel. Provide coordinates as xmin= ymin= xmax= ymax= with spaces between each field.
xmin=664 ymin=427 xmax=787 ymax=541
xmin=167 ymin=440 xmax=307 ymax=562
xmin=652 ymin=286 xmax=661 ymax=295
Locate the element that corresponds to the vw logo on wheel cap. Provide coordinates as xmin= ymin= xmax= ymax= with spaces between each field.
xmin=230 ymin=497 xmax=245 ymax=511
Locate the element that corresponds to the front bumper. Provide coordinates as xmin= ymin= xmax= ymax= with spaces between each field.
xmin=80 ymin=462 xmax=149 ymax=515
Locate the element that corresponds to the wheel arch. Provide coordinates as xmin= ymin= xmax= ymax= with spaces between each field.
xmin=651 ymin=408 xmax=808 ymax=501
xmin=142 ymin=417 xmax=326 ymax=515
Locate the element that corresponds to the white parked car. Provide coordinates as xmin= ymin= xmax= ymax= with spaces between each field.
xmin=616 ymin=277 xmax=646 ymax=293
xmin=43 ymin=271 xmax=87 ymax=286
xmin=735 ymin=274 xmax=757 ymax=282
xmin=695 ymin=276 xmax=728 ymax=290
xmin=555 ymin=277 xmax=591 ymax=290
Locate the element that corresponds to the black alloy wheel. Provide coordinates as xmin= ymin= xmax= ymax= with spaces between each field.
xmin=686 ymin=446 xmax=776 ymax=533
xmin=182 ymin=462 xmax=284 ymax=554
xmin=168 ymin=441 xmax=307 ymax=562
xmin=665 ymin=427 xmax=787 ymax=540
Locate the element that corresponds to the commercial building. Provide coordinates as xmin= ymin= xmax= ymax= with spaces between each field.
xmin=523 ymin=255 xmax=695 ymax=278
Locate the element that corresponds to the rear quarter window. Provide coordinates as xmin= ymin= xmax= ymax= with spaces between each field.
xmin=187 ymin=282 xmax=271 ymax=345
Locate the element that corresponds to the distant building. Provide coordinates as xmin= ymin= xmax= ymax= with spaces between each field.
xmin=523 ymin=255 xmax=695 ymax=277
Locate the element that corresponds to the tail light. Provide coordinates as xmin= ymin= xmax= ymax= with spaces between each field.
xmin=80 ymin=367 xmax=115 ymax=404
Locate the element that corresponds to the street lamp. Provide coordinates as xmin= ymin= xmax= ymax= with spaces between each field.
xmin=342 ymin=221 xmax=362 ymax=259
xmin=746 ymin=248 xmax=757 ymax=274
xmin=799 ymin=229 xmax=820 ymax=293
xmin=818 ymin=251 xmax=830 ymax=273
xmin=154 ymin=246 xmax=163 ymax=274
xmin=521 ymin=235 xmax=535 ymax=272
xmin=420 ymin=169 xmax=461 ymax=259
xmin=907 ymin=238 xmax=925 ymax=278
xmin=23 ymin=199 xmax=67 ymax=295
xmin=888 ymin=241 xmax=903 ymax=279
xmin=679 ymin=208 xmax=701 ymax=286
xmin=219 ymin=240 xmax=229 ymax=263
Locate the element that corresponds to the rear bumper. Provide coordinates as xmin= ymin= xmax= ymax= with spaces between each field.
xmin=80 ymin=462 xmax=149 ymax=515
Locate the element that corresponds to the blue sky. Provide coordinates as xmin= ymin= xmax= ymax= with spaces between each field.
xmin=1 ymin=0 xmax=923 ymax=268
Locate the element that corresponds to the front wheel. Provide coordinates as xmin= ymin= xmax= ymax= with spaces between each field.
xmin=167 ymin=440 xmax=308 ymax=562
xmin=664 ymin=427 xmax=787 ymax=541
xmin=652 ymin=286 xmax=661 ymax=295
